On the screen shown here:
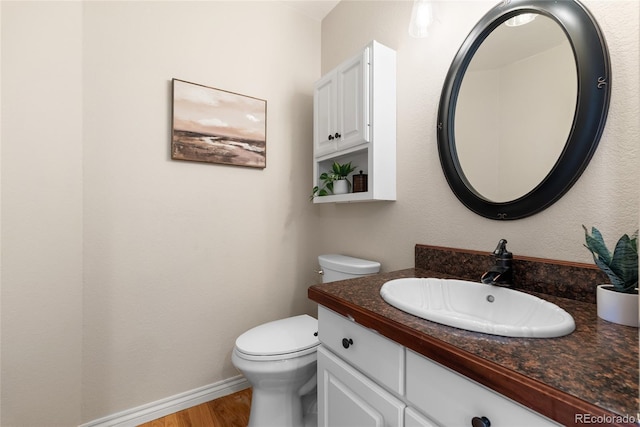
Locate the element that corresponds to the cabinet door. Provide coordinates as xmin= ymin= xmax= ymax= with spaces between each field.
xmin=314 ymin=72 xmax=338 ymax=157
xmin=338 ymin=47 xmax=370 ymax=150
xmin=318 ymin=346 xmax=404 ymax=427
xmin=405 ymin=407 xmax=440 ymax=427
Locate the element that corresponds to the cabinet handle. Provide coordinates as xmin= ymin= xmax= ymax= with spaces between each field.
xmin=342 ymin=338 xmax=353 ymax=349
xmin=328 ymin=134 xmax=334 ymax=140
xmin=334 ymin=132 xmax=341 ymax=139
xmin=471 ymin=416 xmax=491 ymax=427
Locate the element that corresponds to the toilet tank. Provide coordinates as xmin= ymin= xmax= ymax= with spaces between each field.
xmin=318 ymin=254 xmax=381 ymax=283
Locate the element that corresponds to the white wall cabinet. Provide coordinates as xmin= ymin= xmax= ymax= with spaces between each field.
xmin=317 ymin=306 xmax=560 ymax=427
xmin=314 ymin=49 xmax=369 ymax=157
xmin=312 ymin=40 xmax=396 ymax=203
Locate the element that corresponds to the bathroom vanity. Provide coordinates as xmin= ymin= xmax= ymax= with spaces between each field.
xmin=308 ymin=245 xmax=639 ymax=427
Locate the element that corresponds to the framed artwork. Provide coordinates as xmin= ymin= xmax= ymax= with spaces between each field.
xmin=171 ymin=79 xmax=267 ymax=168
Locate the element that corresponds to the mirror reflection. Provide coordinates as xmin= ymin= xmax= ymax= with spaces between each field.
xmin=454 ymin=14 xmax=577 ymax=202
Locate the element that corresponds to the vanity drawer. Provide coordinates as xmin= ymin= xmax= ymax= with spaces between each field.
xmin=405 ymin=350 xmax=560 ymax=427
xmin=318 ymin=306 xmax=405 ymax=394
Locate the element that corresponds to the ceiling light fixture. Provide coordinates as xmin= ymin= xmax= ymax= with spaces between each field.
xmin=408 ymin=0 xmax=434 ymax=38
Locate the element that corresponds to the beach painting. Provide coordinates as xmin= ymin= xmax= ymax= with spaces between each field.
xmin=171 ymin=79 xmax=267 ymax=168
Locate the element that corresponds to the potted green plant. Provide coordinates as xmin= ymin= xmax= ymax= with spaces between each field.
xmin=583 ymin=225 xmax=638 ymax=327
xmin=310 ymin=161 xmax=357 ymax=199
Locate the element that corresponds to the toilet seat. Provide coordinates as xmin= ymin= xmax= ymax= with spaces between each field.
xmin=235 ymin=315 xmax=319 ymax=361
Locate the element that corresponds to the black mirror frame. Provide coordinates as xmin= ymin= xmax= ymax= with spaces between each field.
xmin=437 ymin=0 xmax=610 ymax=220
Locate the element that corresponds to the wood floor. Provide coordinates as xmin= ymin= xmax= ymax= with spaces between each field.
xmin=138 ymin=388 xmax=252 ymax=427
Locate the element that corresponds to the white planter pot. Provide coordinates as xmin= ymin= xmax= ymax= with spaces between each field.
xmin=332 ymin=180 xmax=349 ymax=195
xmin=596 ymin=285 xmax=639 ymax=327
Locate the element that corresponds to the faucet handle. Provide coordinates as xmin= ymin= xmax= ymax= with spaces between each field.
xmin=492 ymin=239 xmax=512 ymax=259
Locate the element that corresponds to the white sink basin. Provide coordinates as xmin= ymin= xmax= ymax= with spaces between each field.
xmin=380 ymin=278 xmax=575 ymax=338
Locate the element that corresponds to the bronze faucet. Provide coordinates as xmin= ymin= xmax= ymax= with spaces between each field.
xmin=481 ymin=239 xmax=513 ymax=286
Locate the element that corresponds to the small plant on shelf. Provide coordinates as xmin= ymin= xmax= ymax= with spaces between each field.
xmin=582 ymin=225 xmax=638 ymax=294
xmin=310 ymin=161 xmax=357 ymax=200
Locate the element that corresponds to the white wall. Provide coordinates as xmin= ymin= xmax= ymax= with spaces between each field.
xmin=1 ymin=2 xmax=84 ymax=425
xmin=318 ymin=0 xmax=639 ymax=270
xmin=1 ymin=1 xmax=320 ymax=425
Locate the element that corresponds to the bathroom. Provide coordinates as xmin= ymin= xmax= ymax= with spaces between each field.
xmin=0 ymin=0 xmax=637 ymax=426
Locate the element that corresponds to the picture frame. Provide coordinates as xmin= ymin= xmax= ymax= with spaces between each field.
xmin=171 ymin=79 xmax=267 ymax=168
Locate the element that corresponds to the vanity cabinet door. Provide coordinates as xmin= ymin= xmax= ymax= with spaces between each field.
xmin=405 ymin=350 xmax=560 ymax=427
xmin=405 ymin=407 xmax=440 ymax=427
xmin=318 ymin=346 xmax=405 ymax=427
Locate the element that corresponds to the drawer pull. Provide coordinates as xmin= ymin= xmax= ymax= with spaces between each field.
xmin=471 ymin=416 xmax=491 ymax=427
xmin=342 ymin=338 xmax=354 ymax=349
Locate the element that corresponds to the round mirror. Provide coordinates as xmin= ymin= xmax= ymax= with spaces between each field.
xmin=456 ymin=14 xmax=576 ymax=203
xmin=438 ymin=0 xmax=610 ymax=220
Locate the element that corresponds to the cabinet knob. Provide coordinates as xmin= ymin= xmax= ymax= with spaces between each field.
xmin=328 ymin=134 xmax=334 ymax=140
xmin=334 ymin=132 xmax=341 ymax=139
xmin=342 ymin=338 xmax=354 ymax=349
xmin=471 ymin=416 xmax=491 ymax=427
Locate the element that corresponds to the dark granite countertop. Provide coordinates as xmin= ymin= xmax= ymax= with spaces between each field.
xmin=308 ymin=268 xmax=639 ymax=427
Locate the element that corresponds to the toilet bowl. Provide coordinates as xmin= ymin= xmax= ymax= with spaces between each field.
xmin=232 ymin=315 xmax=319 ymax=427
xmin=232 ymin=254 xmax=381 ymax=427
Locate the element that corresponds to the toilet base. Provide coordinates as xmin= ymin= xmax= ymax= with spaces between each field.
xmin=248 ymin=388 xmax=317 ymax=427
xmin=232 ymin=348 xmax=318 ymax=427
xmin=302 ymin=389 xmax=318 ymax=427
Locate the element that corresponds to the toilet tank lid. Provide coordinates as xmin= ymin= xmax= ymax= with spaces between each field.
xmin=318 ymin=254 xmax=381 ymax=275
xmin=235 ymin=315 xmax=319 ymax=357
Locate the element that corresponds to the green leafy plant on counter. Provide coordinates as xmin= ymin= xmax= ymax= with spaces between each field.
xmin=310 ymin=161 xmax=357 ymax=200
xmin=583 ymin=225 xmax=638 ymax=294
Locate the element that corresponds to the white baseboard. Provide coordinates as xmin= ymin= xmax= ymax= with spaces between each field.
xmin=79 ymin=375 xmax=250 ymax=427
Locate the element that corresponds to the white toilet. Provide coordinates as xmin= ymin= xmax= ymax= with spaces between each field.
xmin=232 ymin=254 xmax=381 ymax=427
